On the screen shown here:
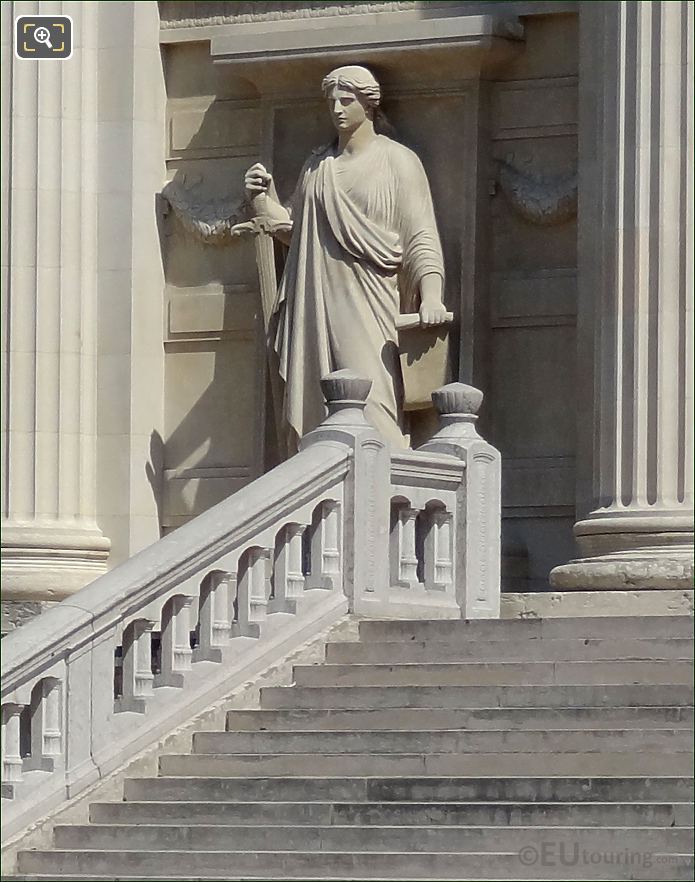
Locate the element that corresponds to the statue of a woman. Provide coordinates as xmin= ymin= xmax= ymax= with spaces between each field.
xmin=245 ymin=65 xmax=448 ymax=450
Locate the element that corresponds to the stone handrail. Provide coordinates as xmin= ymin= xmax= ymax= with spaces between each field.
xmin=1 ymin=372 xmax=501 ymax=842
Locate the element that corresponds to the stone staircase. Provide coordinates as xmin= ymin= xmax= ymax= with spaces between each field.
xmin=10 ymin=615 xmax=695 ymax=880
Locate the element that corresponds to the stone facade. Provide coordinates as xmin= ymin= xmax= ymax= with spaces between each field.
xmin=1 ymin=0 xmax=692 ymax=627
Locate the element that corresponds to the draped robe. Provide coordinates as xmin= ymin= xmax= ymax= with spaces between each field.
xmin=273 ymin=134 xmax=444 ymax=449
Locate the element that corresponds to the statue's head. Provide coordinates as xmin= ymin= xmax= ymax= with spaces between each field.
xmin=321 ymin=65 xmax=381 ymax=135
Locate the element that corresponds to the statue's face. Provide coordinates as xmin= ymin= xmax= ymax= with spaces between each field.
xmin=326 ymin=86 xmax=369 ymax=134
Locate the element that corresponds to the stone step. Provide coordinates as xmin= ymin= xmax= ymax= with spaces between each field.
xmin=192 ymin=728 xmax=693 ymax=756
xmin=225 ymin=706 xmax=695 ymax=732
xmin=51 ymin=824 xmax=694 ymax=853
xmin=16 ymin=849 xmax=695 ymax=880
xmin=260 ymin=683 xmax=694 ymax=710
xmin=89 ymin=799 xmax=695 ymax=828
xmin=291 ymin=660 xmax=694 ymax=688
xmin=157 ymin=751 xmax=694 ymax=778
xmin=357 ymin=616 xmax=695 ymax=643
xmin=122 ymin=776 xmax=694 ymax=803
xmin=325 ymin=637 xmax=694 ymax=664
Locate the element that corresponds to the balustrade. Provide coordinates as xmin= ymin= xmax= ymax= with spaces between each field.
xmin=1 ymin=372 xmax=500 ymax=842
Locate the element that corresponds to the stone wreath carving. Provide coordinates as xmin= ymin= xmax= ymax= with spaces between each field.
xmin=160 ymin=178 xmax=252 ymax=245
xmin=161 ymin=178 xmax=293 ymax=244
xmin=496 ymin=159 xmax=578 ymax=226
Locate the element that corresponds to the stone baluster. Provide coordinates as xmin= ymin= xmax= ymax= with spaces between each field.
xmin=24 ymin=679 xmax=61 ymax=772
xmin=214 ymin=574 xmax=236 ymax=644
xmin=390 ymin=504 xmax=420 ymax=589
xmin=551 ymin=1 xmax=693 ymax=591
xmin=234 ymin=549 xmax=271 ymax=638
xmin=195 ymin=572 xmax=235 ymax=662
xmin=424 ymin=507 xmax=454 ymax=593
xmin=39 ymin=680 xmax=62 ymax=759
xmin=156 ymin=596 xmax=194 ymax=687
xmin=250 ymin=549 xmax=271 ymax=621
xmin=306 ymin=501 xmax=341 ymax=590
xmin=116 ymin=619 xmax=155 ymax=713
xmin=272 ymin=524 xmax=306 ymax=611
xmin=1 ymin=703 xmax=25 ymax=787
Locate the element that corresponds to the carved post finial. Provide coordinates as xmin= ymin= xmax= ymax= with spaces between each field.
xmin=431 ymin=382 xmax=484 ymax=439
xmin=319 ymin=370 xmax=373 ymax=427
xmin=432 ymin=382 xmax=484 ymax=416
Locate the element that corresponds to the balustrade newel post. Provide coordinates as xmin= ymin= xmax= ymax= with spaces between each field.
xmin=301 ymin=370 xmax=391 ymax=611
xmin=420 ymin=383 xmax=501 ymax=618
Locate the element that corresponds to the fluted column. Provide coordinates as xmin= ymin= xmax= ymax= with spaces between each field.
xmin=552 ymin=1 xmax=693 ymax=590
xmin=1 ymin=1 xmax=110 ymax=602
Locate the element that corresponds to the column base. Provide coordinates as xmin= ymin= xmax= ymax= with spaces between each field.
xmin=549 ymin=546 xmax=693 ymax=591
xmin=1 ymin=522 xmax=111 ymax=602
xmin=572 ymin=511 xmax=693 ymax=555
xmin=550 ymin=510 xmax=694 ymax=591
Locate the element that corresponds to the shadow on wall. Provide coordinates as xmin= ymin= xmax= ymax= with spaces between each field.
xmin=149 ymin=65 xmax=269 ymax=533
xmin=145 ymin=429 xmax=165 ymax=530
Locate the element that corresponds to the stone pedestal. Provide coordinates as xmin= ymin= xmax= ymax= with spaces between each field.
xmin=551 ymin=1 xmax=693 ymax=590
xmin=1 ymin=2 xmax=110 ymax=603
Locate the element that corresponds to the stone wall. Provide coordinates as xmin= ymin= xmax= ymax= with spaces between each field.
xmin=159 ymin=2 xmax=581 ymax=590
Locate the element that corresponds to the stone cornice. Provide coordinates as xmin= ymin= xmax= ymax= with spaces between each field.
xmin=160 ymin=2 xmax=450 ymax=28
xmin=159 ymin=1 xmax=578 ymax=29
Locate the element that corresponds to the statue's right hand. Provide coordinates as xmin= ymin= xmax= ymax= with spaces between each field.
xmin=245 ymin=163 xmax=273 ymax=198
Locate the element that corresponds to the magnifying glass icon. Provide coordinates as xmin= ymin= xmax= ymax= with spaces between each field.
xmin=34 ymin=26 xmax=53 ymax=49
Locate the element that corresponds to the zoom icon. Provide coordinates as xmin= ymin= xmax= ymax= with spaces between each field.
xmin=15 ymin=15 xmax=72 ymax=59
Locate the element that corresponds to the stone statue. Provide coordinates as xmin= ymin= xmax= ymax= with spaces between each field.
xmin=244 ymin=65 xmax=448 ymax=450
